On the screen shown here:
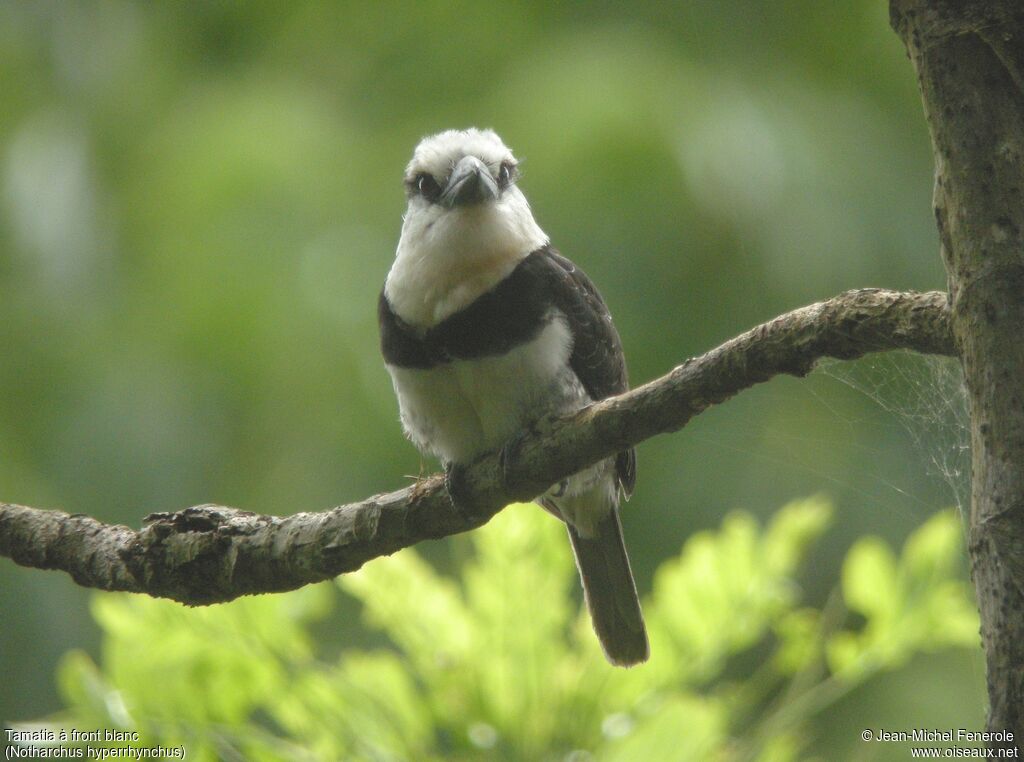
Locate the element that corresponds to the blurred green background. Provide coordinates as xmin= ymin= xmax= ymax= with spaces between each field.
xmin=0 ymin=0 xmax=981 ymax=757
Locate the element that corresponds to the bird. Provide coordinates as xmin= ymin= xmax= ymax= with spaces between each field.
xmin=378 ymin=128 xmax=648 ymax=666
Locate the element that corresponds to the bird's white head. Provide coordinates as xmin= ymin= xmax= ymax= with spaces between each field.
xmin=385 ymin=128 xmax=549 ymax=327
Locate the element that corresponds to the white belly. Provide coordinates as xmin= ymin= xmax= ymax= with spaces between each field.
xmin=385 ymin=317 xmax=580 ymax=463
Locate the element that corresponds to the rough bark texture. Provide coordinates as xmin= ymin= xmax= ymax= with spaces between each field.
xmin=1 ymin=288 xmax=951 ymax=604
xmin=891 ymin=0 xmax=1024 ymax=748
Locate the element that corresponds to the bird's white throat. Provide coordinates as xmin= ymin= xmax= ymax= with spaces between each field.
xmin=385 ymin=187 xmax=548 ymax=327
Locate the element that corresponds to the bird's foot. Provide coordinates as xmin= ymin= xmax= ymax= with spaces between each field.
xmin=444 ymin=462 xmax=475 ymax=522
xmin=497 ymin=430 xmax=529 ymax=490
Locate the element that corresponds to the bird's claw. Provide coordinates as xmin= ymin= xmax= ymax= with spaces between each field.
xmin=444 ymin=462 xmax=474 ymax=522
xmin=498 ymin=429 xmax=530 ymax=489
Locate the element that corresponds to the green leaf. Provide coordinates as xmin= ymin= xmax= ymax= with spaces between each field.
xmin=56 ymin=650 xmax=122 ymax=727
xmin=646 ymin=500 xmax=833 ymax=687
xmin=339 ymin=546 xmax=475 ymax=669
xmin=842 ymin=536 xmax=899 ymax=619
xmin=903 ymin=510 xmax=962 ymax=590
xmin=829 ymin=508 xmax=978 ymax=679
xmin=762 ymin=495 xmax=833 ymax=577
xmin=601 ymin=695 xmax=727 ymax=762
xmin=772 ymin=608 xmax=821 ymax=675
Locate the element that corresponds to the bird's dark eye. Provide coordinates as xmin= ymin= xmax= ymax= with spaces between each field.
xmin=497 ymin=161 xmax=516 ymax=189
xmin=415 ymin=173 xmax=441 ymax=202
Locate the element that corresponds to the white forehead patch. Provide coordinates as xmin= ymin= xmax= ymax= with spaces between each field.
xmin=406 ymin=128 xmax=515 ymax=181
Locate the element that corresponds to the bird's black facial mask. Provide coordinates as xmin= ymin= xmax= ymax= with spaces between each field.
xmin=441 ymin=155 xmax=499 ymax=208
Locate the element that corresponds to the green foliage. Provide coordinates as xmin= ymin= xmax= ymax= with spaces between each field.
xmin=828 ymin=511 xmax=979 ymax=678
xmin=44 ymin=498 xmax=976 ymax=761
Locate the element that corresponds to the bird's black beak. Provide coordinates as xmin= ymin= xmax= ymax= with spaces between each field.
xmin=441 ymin=155 xmax=499 ymax=208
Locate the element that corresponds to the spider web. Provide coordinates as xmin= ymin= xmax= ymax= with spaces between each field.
xmin=818 ymin=351 xmax=971 ymax=517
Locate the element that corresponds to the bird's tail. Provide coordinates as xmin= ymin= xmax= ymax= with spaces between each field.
xmin=566 ymin=509 xmax=649 ymax=667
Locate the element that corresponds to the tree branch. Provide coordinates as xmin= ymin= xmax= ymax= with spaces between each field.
xmin=0 ymin=288 xmax=952 ymax=605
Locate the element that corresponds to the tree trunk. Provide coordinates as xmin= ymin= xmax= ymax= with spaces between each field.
xmin=891 ymin=1 xmax=1024 ymax=749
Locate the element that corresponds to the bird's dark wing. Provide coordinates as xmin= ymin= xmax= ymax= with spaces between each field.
xmin=530 ymin=246 xmax=636 ymax=496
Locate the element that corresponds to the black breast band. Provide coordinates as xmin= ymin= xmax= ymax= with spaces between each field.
xmin=379 ymin=249 xmax=557 ymax=369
